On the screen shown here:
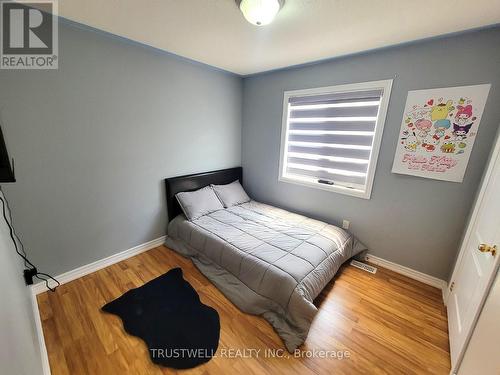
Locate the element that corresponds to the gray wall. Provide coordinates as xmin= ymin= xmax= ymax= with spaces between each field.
xmin=0 ymin=190 xmax=43 ymax=375
xmin=241 ymin=27 xmax=500 ymax=280
xmin=0 ymin=21 xmax=242 ymax=275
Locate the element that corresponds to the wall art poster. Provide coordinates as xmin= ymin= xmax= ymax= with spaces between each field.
xmin=392 ymin=84 xmax=491 ymax=182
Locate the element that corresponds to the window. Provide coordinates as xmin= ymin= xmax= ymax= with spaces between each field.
xmin=279 ymin=80 xmax=393 ymax=199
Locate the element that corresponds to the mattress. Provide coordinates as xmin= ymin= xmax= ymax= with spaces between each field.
xmin=165 ymin=200 xmax=366 ymax=351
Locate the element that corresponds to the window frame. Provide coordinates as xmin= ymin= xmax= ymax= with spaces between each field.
xmin=278 ymin=79 xmax=393 ymax=199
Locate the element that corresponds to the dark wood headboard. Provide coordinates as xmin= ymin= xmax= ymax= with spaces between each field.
xmin=164 ymin=167 xmax=243 ymax=222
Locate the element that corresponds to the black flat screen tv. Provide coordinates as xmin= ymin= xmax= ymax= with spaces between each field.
xmin=0 ymin=126 xmax=15 ymax=183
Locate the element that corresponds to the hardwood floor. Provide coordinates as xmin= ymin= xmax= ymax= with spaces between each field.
xmin=37 ymin=246 xmax=451 ymax=374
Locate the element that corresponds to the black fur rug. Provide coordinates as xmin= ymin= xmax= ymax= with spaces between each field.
xmin=102 ymin=267 xmax=220 ymax=369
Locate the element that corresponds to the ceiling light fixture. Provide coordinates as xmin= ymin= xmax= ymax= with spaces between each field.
xmin=237 ymin=0 xmax=284 ymax=26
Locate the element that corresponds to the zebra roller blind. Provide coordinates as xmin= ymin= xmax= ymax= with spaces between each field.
xmin=279 ymin=80 xmax=392 ymax=198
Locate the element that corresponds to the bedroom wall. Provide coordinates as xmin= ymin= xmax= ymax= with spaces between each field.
xmin=0 ymin=20 xmax=242 ymax=276
xmin=241 ymin=27 xmax=500 ymax=280
xmin=0 ymin=191 xmax=44 ymax=375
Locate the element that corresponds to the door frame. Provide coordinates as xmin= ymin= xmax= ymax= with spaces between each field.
xmin=446 ymin=129 xmax=500 ymax=374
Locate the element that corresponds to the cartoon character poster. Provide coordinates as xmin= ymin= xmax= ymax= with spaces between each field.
xmin=392 ymin=84 xmax=490 ymax=182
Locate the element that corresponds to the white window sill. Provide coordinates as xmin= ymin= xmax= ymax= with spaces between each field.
xmin=278 ymin=175 xmax=371 ymax=199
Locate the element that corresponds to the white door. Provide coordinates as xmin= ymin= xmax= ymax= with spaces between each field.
xmin=448 ymin=136 xmax=500 ymax=372
xmin=457 ymin=270 xmax=500 ymax=374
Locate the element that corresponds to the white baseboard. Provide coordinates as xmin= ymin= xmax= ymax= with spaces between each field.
xmin=31 ymin=289 xmax=51 ymax=375
xmin=442 ymin=286 xmax=450 ymax=306
xmin=31 ymin=236 xmax=166 ymax=295
xmin=364 ymin=253 xmax=448 ymax=302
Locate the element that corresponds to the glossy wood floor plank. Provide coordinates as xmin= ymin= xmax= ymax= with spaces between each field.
xmin=37 ymin=245 xmax=451 ymax=374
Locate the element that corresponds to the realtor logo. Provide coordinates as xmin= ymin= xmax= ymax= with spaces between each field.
xmin=1 ymin=0 xmax=58 ymax=69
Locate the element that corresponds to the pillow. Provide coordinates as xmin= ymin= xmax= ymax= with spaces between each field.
xmin=175 ymin=186 xmax=224 ymax=221
xmin=211 ymin=180 xmax=250 ymax=208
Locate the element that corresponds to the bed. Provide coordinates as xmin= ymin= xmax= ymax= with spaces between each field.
xmin=164 ymin=167 xmax=367 ymax=351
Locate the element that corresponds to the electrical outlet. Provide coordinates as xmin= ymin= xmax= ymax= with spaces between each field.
xmin=342 ymin=220 xmax=350 ymax=229
xmin=23 ymin=267 xmax=37 ymax=285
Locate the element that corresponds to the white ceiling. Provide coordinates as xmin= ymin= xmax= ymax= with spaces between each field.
xmin=59 ymin=0 xmax=500 ymax=75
